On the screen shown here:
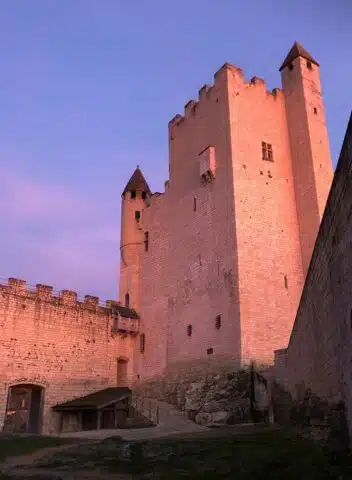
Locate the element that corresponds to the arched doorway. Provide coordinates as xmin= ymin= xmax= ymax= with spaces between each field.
xmin=3 ymin=384 xmax=44 ymax=434
xmin=117 ymin=357 xmax=128 ymax=387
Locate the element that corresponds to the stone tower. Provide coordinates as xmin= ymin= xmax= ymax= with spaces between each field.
xmin=119 ymin=42 xmax=334 ymax=379
xmin=280 ymin=42 xmax=333 ymax=276
xmin=119 ymin=167 xmax=150 ymax=312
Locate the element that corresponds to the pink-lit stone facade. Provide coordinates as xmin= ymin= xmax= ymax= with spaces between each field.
xmin=120 ymin=44 xmax=333 ymax=380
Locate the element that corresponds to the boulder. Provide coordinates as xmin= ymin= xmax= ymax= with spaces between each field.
xmin=202 ymin=399 xmax=229 ymax=413
xmin=208 ymin=410 xmax=231 ymax=426
xmin=195 ymin=412 xmax=212 ymax=425
xmin=184 ymin=382 xmax=206 ymax=412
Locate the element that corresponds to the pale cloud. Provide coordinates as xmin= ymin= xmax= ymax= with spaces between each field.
xmin=0 ymin=166 xmax=120 ymax=300
xmin=0 ymin=167 xmax=93 ymax=223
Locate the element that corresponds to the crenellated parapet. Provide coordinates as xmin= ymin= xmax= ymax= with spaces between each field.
xmin=168 ymin=62 xmax=283 ymax=133
xmin=0 ymin=277 xmax=140 ymax=326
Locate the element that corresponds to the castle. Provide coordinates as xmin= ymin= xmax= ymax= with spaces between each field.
xmin=0 ymin=42 xmax=336 ymax=435
xmin=121 ymin=41 xmax=333 ymax=378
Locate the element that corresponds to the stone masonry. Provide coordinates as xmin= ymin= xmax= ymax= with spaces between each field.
xmin=121 ymin=42 xmax=333 ymax=381
xmin=274 ymin=113 xmax=352 ymax=441
xmin=0 ymin=42 xmax=339 ymax=436
xmin=0 ymin=278 xmax=138 ymax=434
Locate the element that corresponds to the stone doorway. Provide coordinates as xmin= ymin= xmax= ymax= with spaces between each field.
xmin=3 ymin=384 xmax=43 ymax=434
xmin=117 ymin=357 xmax=128 ymax=387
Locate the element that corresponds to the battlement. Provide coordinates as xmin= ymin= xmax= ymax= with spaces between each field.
xmin=0 ymin=277 xmax=139 ymax=319
xmin=168 ymin=61 xmax=281 ymax=132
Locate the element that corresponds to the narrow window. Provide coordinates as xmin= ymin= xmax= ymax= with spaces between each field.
xmin=142 ymin=192 xmax=147 ymax=200
xmin=284 ymin=275 xmax=288 ymax=289
xmin=262 ymin=142 xmax=273 ymax=162
xmin=113 ymin=316 xmax=118 ymax=331
xmin=207 ymin=347 xmax=213 ymax=355
xmin=135 ymin=211 xmax=141 ymax=222
xmin=144 ymin=232 xmax=149 ymax=252
xmin=307 ymin=61 xmax=312 ymax=70
xmin=261 ymin=141 xmax=266 ymax=160
xmin=350 ymin=308 xmax=352 ymax=329
xmin=130 ymin=190 xmax=136 ymax=199
xmin=267 ymin=144 xmax=273 ymax=161
xmin=187 ymin=324 xmax=192 ymax=337
xmin=215 ymin=315 xmax=221 ymax=330
xmin=125 ymin=293 xmax=130 ymax=308
xmin=140 ymin=333 xmax=145 ymax=353
xmin=288 ymin=63 xmax=293 ymax=71
xmin=313 ymin=107 xmax=317 ymax=115
xmin=193 ymin=198 xmax=197 ymax=211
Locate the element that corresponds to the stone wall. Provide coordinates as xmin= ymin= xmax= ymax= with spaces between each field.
xmin=274 ymin=113 xmax=352 ymax=442
xmin=133 ymin=44 xmax=332 ymax=381
xmin=134 ymin=361 xmax=272 ymax=427
xmin=0 ymin=278 xmax=138 ymax=434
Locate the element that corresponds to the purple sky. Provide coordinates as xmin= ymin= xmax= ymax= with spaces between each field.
xmin=0 ymin=1 xmax=351 ymax=302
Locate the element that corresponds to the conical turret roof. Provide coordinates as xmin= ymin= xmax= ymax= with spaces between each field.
xmin=123 ymin=167 xmax=151 ymax=194
xmin=279 ymin=42 xmax=319 ymax=71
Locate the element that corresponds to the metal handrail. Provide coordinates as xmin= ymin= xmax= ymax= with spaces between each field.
xmin=129 ymin=393 xmax=159 ymax=425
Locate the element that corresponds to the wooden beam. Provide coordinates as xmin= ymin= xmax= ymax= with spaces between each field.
xmin=114 ymin=403 xmax=118 ymax=429
xmin=59 ymin=413 xmax=64 ymax=433
xmin=77 ymin=411 xmax=83 ymax=431
xmin=97 ymin=409 xmax=102 ymax=430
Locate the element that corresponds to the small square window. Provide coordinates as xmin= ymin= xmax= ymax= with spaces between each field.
xmin=135 ymin=211 xmax=141 ymax=222
xmin=307 ymin=61 xmax=312 ymax=70
xmin=207 ymin=347 xmax=213 ymax=355
xmin=131 ymin=190 xmax=136 ymax=199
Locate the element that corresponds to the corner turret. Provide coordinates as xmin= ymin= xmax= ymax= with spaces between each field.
xmin=280 ymin=41 xmax=333 ymax=276
xmin=279 ymin=41 xmax=319 ymax=72
xmin=119 ymin=166 xmax=150 ymax=312
xmin=122 ymin=166 xmax=151 ymax=198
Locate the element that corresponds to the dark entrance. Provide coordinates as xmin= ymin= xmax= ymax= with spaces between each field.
xmin=3 ymin=384 xmax=43 ymax=434
xmin=117 ymin=357 xmax=128 ymax=387
xmin=53 ymin=387 xmax=131 ymax=433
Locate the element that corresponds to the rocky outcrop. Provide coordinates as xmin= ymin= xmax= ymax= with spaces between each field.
xmin=134 ymin=368 xmax=271 ymax=427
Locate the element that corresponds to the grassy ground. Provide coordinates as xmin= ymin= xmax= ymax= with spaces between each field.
xmin=0 ymin=435 xmax=75 ymax=463
xmin=30 ymin=428 xmax=352 ymax=479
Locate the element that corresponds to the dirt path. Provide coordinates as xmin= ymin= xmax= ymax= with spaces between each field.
xmin=0 ymin=440 xmax=103 ymax=479
xmin=0 ymin=425 xmax=280 ymax=479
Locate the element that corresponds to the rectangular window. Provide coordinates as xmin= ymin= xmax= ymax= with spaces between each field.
xmin=207 ymin=347 xmax=214 ymax=355
xmin=130 ymin=190 xmax=136 ymax=199
xmin=135 ymin=211 xmax=141 ymax=222
xmin=262 ymin=142 xmax=274 ymax=161
xmin=144 ymin=232 xmax=149 ymax=252
xmin=215 ymin=315 xmax=221 ymax=329
xmin=193 ymin=198 xmax=197 ymax=211
xmin=140 ymin=333 xmax=145 ymax=353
